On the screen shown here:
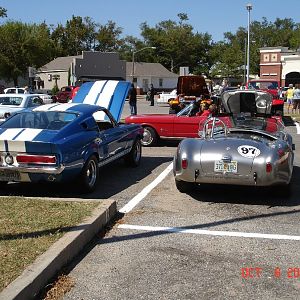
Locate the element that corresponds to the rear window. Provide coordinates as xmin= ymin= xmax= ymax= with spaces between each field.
xmin=248 ymin=81 xmax=279 ymax=90
xmin=1 ymin=111 xmax=78 ymax=130
xmin=0 ymin=96 xmax=23 ymax=106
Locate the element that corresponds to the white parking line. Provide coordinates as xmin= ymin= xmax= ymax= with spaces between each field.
xmin=118 ymin=224 xmax=300 ymax=241
xmin=119 ymin=162 xmax=173 ymax=214
xmin=295 ymin=121 xmax=300 ymax=134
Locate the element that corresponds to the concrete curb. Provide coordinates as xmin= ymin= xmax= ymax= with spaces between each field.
xmin=0 ymin=199 xmax=117 ymax=300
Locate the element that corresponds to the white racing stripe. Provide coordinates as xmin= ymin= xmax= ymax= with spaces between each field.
xmin=7 ymin=140 xmax=26 ymax=152
xmin=0 ymin=129 xmax=24 ymax=141
xmin=118 ymin=224 xmax=300 ymax=241
xmin=82 ymin=81 xmax=106 ymax=105
xmin=13 ymin=128 xmax=43 ymax=141
xmin=48 ymin=103 xmax=79 ymax=111
xmin=95 ymin=80 xmax=118 ymax=108
xmin=119 ymin=162 xmax=173 ymax=214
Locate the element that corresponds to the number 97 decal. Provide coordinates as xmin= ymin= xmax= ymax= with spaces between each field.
xmin=237 ymin=145 xmax=261 ymax=158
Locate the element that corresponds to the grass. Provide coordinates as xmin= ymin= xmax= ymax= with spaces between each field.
xmin=0 ymin=197 xmax=98 ymax=292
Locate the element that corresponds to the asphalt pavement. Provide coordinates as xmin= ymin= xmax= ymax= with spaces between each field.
xmin=60 ymin=97 xmax=300 ymax=300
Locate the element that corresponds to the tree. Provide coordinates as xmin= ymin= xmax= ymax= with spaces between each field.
xmin=0 ymin=21 xmax=55 ymax=85
xmin=95 ymin=20 xmax=123 ymax=52
xmin=139 ymin=13 xmax=213 ymax=75
xmin=51 ymin=16 xmax=98 ymax=56
xmin=0 ymin=7 xmax=7 ymax=18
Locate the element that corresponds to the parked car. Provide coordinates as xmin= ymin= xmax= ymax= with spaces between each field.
xmin=173 ymin=95 xmax=294 ymax=193
xmin=0 ymin=80 xmax=143 ymax=193
xmin=169 ymin=75 xmax=210 ymax=114
xmin=246 ymin=79 xmax=284 ymax=115
xmin=4 ymin=87 xmax=26 ymax=94
xmin=156 ymin=89 xmax=177 ymax=104
xmin=53 ymin=86 xmax=76 ymax=103
xmin=71 ymin=86 xmax=80 ymax=100
xmin=35 ymin=93 xmax=53 ymax=104
xmin=0 ymin=94 xmax=44 ymax=121
xmin=125 ymin=89 xmax=280 ymax=147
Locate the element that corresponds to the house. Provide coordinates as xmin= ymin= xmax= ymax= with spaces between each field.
xmin=35 ymin=51 xmax=127 ymax=91
xmin=126 ymin=62 xmax=178 ymax=93
xmin=34 ymin=51 xmax=178 ymax=94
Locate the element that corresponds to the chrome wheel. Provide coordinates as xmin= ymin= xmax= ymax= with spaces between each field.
xmin=142 ymin=127 xmax=157 ymax=146
xmin=124 ymin=140 xmax=142 ymax=167
xmin=85 ymin=159 xmax=97 ymax=188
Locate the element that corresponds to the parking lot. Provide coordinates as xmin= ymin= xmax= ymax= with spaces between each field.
xmin=4 ymin=97 xmax=300 ymax=299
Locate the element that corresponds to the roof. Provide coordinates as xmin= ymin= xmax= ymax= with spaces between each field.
xmin=126 ymin=62 xmax=178 ymax=78
xmin=39 ymin=56 xmax=81 ymax=72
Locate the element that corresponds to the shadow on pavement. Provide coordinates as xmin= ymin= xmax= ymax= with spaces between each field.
xmin=282 ymin=116 xmax=296 ymax=126
xmin=187 ymin=166 xmax=300 ymax=207
xmin=0 ymin=156 xmax=172 ymax=199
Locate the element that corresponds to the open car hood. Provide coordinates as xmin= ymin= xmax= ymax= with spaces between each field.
xmin=222 ymin=90 xmax=273 ymax=116
xmin=177 ymin=75 xmax=209 ymax=96
xmin=73 ymin=80 xmax=130 ymax=122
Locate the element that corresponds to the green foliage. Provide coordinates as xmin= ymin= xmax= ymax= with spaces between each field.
xmin=139 ymin=14 xmax=213 ymax=75
xmin=52 ymin=83 xmax=59 ymax=95
xmin=0 ymin=12 xmax=300 ymax=85
xmin=0 ymin=21 xmax=55 ymax=85
xmin=95 ymin=20 xmax=123 ymax=52
xmin=0 ymin=7 xmax=7 ymax=18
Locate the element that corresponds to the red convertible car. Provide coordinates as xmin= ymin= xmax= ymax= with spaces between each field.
xmin=125 ymin=90 xmax=282 ymax=146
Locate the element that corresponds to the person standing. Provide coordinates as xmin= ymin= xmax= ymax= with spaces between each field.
xmin=128 ymin=83 xmax=137 ymax=115
xmin=24 ymin=86 xmax=30 ymax=94
xmin=149 ymin=84 xmax=155 ymax=106
xmin=293 ymin=84 xmax=300 ymax=114
xmin=286 ymin=84 xmax=294 ymax=114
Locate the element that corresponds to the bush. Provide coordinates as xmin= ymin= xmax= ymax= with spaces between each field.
xmin=51 ymin=84 xmax=59 ymax=95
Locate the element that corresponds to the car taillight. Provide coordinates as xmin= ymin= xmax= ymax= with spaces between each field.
xmin=182 ymin=158 xmax=188 ymax=169
xmin=16 ymin=155 xmax=56 ymax=165
xmin=266 ymin=162 xmax=272 ymax=173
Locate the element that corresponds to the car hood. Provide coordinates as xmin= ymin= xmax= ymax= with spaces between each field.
xmin=222 ymin=90 xmax=273 ymax=115
xmin=177 ymin=75 xmax=209 ymax=96
xmin=73 ymin=80 xmax=130 ymax=122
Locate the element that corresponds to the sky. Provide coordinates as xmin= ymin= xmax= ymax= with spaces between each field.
xmin=1 ymin=0 xmax=300 ymax=42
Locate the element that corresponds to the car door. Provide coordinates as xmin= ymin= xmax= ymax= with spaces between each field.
xmin=94 ymin=109 xmax=128 ymax=159
xmin=173 ymin=114 xmax=207 ymax=138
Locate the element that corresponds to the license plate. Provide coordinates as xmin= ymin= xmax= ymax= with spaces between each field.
xmin=0 ymin=169 xmax=21 ymax=181
xmin=214 ymin=161 xmax=238 ymax=173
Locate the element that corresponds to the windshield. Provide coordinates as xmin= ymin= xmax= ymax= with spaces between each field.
xmin=176 ymin=103 xmax=194 ymax=116
xmin=0 ymin=96 xmax=23 ymax=106
xmin=1 ymin=111 xmax=78 ymax=130
xmin=248 ymin=81 xmax=279 ymax=90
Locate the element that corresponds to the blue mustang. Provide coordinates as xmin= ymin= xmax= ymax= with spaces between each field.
xmin=0 ymin=80 xmax=143 ymax=193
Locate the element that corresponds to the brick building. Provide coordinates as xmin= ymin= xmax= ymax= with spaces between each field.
xmin=260 ymin=47 xmax=300 ymax=87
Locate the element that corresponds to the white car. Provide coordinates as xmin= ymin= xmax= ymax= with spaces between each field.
xmin=36 ymin=93 xmax=53 ymax=104
xmin=0 ymin=94 xmax=44 ymax=121
xmin=4 ymin=87 xmax=26 ymax=94
xmin=156 ymin=89 xmax=177 ymax=104
xmin=4 ymin=87 xmax=53 ymax=104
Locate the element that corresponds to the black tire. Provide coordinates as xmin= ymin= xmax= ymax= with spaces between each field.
xmin=0 ymin=181 xmax=8 ymax=188
xmin=142 ymin=126 xmax=158 ymax=146
xmin=175 ymin=179 xmax=194 ymax=193
xmin=78 ymin=155 xmax=99 ymax=193
xmin=124 ymin=139 xmax=142 ymax=167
